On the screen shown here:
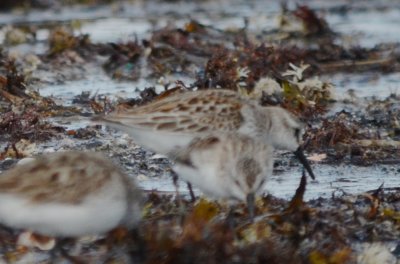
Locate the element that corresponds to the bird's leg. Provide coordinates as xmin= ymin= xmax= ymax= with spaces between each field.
xmin=186 ymin=182 xmax=196 ymax=203
xmin=170 ymin=169 xmax=182 ymax=205
xmin=226 ymin=206 xmax=236 ymax=231
xmin=171 ymin=170 xmax=180 ymax=198
xmin=246 ymin=193 xmax=255 ymax=222
xmin=171 ymin=170 xmax=186 ymax=222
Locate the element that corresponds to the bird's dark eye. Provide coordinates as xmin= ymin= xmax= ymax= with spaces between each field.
xmin=294 ymin=128 xmax=301 ymax=139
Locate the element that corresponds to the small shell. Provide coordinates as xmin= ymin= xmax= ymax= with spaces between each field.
xmin=17 ymin=231 xmax=56 ymax=251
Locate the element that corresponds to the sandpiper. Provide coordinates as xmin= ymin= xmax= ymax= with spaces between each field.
xmin=94 ymin=89 xmax=315 ymax=179
xmin=0 ymin=151 xmax=143 ymax=237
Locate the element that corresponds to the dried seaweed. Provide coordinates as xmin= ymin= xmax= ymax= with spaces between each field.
xmin=0 ymin=1 xmax=400 ymax=263
xmin=102 ymin=41 xmax=143 ymax=80
xmin=48 ymin=27 xmax=91 ymax=56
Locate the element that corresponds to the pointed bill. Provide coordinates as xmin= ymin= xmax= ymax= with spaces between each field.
xmin=294 ymin=147 xmax=315 ymax=180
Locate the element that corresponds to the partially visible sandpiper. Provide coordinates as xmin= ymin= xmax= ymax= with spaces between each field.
xmin=0 ymin=151 xmax=143 ymax=237
xmin=173 ymin=133 xmax=274 ymax=218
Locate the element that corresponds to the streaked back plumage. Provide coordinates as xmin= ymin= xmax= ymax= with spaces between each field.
xmin=95 ymin=89 xmax=304 ymax=155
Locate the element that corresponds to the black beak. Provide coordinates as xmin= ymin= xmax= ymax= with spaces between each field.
xmin=294 ymin=147 xmax=315 ymax=180
xmin=246 ymin=193 xmax=255 ymax=221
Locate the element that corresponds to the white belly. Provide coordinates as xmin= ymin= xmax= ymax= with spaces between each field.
xmin=0 ymin=193 xmax=127 ymax=237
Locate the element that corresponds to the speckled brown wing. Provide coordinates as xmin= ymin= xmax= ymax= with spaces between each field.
xmin=0 ymin=152 xmax=115 ymax=204
xmin=100 ymin=89 xmax=246 ymax=133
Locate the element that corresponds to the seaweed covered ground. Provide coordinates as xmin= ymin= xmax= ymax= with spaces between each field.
xmin=0 ymin=0 xmax=400 ymax=263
